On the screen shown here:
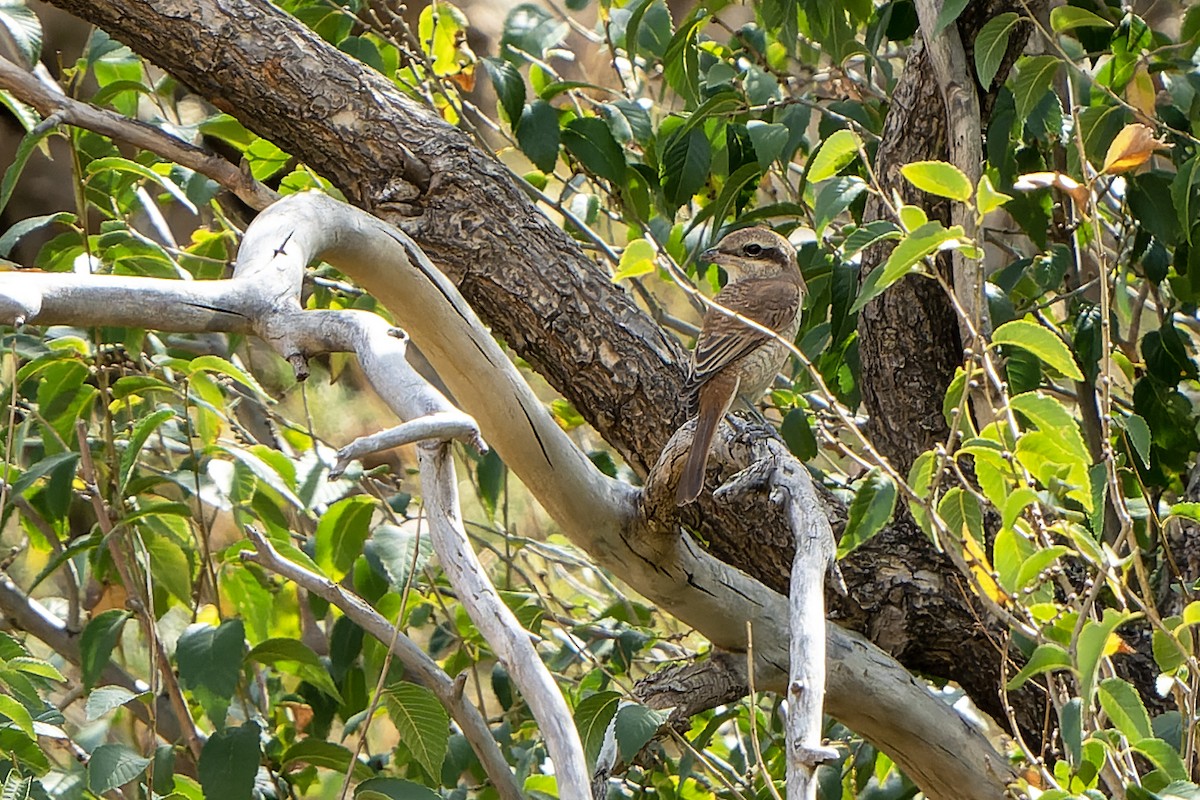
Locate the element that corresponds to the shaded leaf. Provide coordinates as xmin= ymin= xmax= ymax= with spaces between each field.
xmin=80 ymin=610 xmax=132 ymax=689
xmin=974 ymin=13 xmax=1020 ymax=87
xmin=837 ymin=469 xmax=896 ymax=558
xmin=383 ymin=683 xmax=450 ymax=778
xmin=198 ymin=721 xmax=261 ymax=800
xmin=87 ymin=744 xmax=150 ymax=795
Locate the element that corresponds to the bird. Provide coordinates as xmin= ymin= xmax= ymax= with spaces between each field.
xmin=676 ymin=227 xmax=806 ymax=505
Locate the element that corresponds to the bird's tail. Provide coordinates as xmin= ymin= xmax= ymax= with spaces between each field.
xmin=676 ymin=413 xmax=719 ymax=505
xmin=676 ymin=376 xmax=738 ymax=505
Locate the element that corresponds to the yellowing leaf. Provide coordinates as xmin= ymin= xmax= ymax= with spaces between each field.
xmin=807 ymin=129 xmax=861 ymax=183
xmin=1102 ymin=123 xmax=1169 ymax=175
xmin=976 ymin=174 xmax=1012 ymax=217
xmin=962 ymin=525 xmax=1006 ymax=604
xmin=1125 ymin=64 xmax=1156 ymax=121
xmin=613 ymin=238 xmax=657 ymax=282
xmin=900 ymin=160 xmax=973 ymax=203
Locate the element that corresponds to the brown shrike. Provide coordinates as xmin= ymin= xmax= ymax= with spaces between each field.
xmin=676 ymin=227 xmax=805 ymax=505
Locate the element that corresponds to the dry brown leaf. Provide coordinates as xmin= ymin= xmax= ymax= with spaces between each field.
xmin=1102 ymin=122 xmax=1169 ymax=175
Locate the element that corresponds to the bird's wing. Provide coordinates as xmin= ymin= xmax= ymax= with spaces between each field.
xmin=687 ymin=276 xmax=801 ymax=388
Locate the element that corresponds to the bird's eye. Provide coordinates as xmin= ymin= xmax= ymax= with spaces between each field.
xmin=743 ymin=243 xmax=763 ymax=257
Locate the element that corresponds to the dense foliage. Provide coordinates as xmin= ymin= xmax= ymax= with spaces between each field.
xmin=1 ymin=0 xmax=1200 ymax=798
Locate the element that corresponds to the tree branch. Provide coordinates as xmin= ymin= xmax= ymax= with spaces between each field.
xmin=0 ymin=191 xmax=1017 ymax=799
xmin=240 ymin=526 xmax=522 ymax=800
xmin=0 ymin=56 xmax=278 ymax=211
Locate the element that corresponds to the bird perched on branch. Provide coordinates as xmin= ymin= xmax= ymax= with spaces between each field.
xmin=676 ymin=227 xmax=806 ymax=505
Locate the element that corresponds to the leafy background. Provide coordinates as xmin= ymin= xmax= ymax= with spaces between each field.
xmin=0 ymin=0 xmax=1198 ymax=798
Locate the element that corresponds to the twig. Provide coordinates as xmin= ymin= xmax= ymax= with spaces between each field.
xmin=75 ymin=421 xmax=205 ymax=760
xmin=0 ymin=56 xmax=278 ymax=210
xmin=240 ymin=524 xmax=523 ymax=800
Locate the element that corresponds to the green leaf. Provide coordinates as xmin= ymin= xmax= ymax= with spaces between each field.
xmin=354 ymin=778 xmax=440 ymax=800
xmin=85 ymin=686 xmax=144 ymax=721
xmin=1015 ymin=545 xmax=1070 ymax=591
xmin=780 ymin=407 xmax=817 ymax=461
xmin=574 ymin=690 xmax=620 ymax=768
xmin=281 ymin=739 xmax=372 ymax=780
xmin=900 ymin=160 xmax=973 ymax=202
xmin=937 ymin=486 xmax=984 ymax=543
xmin=806 ymin=129 xmax=860 ymax=183
xmin=1006 ymin=643 xmax=1072 ymax=690
xmin=87 ymin=744 xmax=151 ymax=795
xmin=0 ymin=695 xmax=33 ymax=741
xmin=0 ymin=119 xmax=58 ymax=217
xmin=976 ymin=174 xmax=1012 ymax=217
xmin=314 ymin=495 xmax=376 ymax=580
xmin=364 ymin=522 xmax=433 ymax=592
xmin=1172 ymin=156 xmax=1200 ymax=245
xmin=140 ymin=529 xmax=194 ymax=604
xmin=198 ymin=721 xmax=261 ymax=800
xmin=1009 ymin=392 xmax=1089 ymax=463
xmin=0 ymin=0 xmax=43 ymax=67
xmin=118 ymin=408 xmax=175 ymax=492
xmin=7 ymin=656 xmax=64 ymax=682
xmin=1050 ymin=6 xmax=1113 ymax=33
xmin=246 ymin=638 xmax=342 ymax=702
xmin=1013 ymin=55 xmax=1061 ymax=125
xmin=187 ymin=355 xmax=267 ymax=397
xmin=992 ymin=319 xmax=1083 ymax=381
xmin=563 ymin=116 xmax=626 ymax=184
xmin=660 ymin=126 xmax=711 ymax=209
xmin=516 ymin=100 xmax=560 ymax=173
xmin=1061 ymin=698 xmax=1082 ymax=765
xmin=837 ymin=468 xmax=897 ymax=558
xmin=613 ymin=238 xmax=657 ymax=282
xmin=80 ymin=609 xmax=132 ymax=689
xmin=974 ymin=12 xmax=1019 ymax=88
xmin=933 ymin=0 xmax=970 ymax=35
xmin=482 ymin=57 xmax=525 ymax=125
xmin=1077 ymin=609 xmax=1132 ymax=706
xmin=0 ymin=211 xmax=75 ymax=258
xmin=87 ymin=156 xmax=196 ymax=213
xmin=383 ymin=683 xmax=450 ymax=778
xmin=5 ymin=451 xmax=78 ymax=504
xmin=1131 ymin=738 xmax=1188 ymax=782
xmin=1122 ymin=413 xmax=1151 ymax=468
xmin=841 ymin=220 xmax=902 ymax=257
xmin=746 ymin=121 xmax=789 ymax=169
xmin=851 ymin=221 xmax=960 ymax=313
xmin=1167 ymin=502 xmax=1200 ymax=524
xmin=176 ymin=619 xmax=245 ymax=701
xmin=1097 ymin=678 xmax=1152 ymax=742
xmin=813 ymin=176 xmax=867 ymax=237
xmin=614 ymin=703 xmax=666 ymax=762
xmin=477 ymin=448 xmax=504 ymax=517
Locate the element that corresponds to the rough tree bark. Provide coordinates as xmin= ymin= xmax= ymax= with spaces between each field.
xmin=32 ymin=0 xmax=1059 ymax=748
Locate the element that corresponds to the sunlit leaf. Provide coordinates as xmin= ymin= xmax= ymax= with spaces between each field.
xmin=900 ymin=160 xmax=972 ymax=202
xmin=1101 ymin=122 xmax=1169 ymax=175
xmin=992 ymin=319 xmax=1083 ymax=381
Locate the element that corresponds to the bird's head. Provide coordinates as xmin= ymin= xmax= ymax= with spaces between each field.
xmin=700 ymin=227 xmax=799 ymax=282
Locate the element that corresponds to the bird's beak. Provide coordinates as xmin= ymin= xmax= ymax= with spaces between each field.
xmin=700 ymin=247 xmax=720 ymax=263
